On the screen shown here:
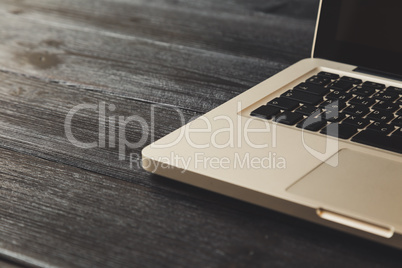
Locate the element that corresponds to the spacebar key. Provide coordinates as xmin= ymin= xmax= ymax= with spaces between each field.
xmin=352 ymin=130 xmax=402 ymax=154
xmin=281 ymin=90 xmax=323 ymax=105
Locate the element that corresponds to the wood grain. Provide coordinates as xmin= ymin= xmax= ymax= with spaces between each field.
xmin=0 ymin=259 xmax=23 ymax=268
xmin=0 ymin=0 xmax=316 ymax=113
xmin=0 ymin=70 xmax=199 ymax=185
xmin=0 ymin=0 xmax=401 ymax=267
xmin=1 ymin=144 xmax=402 ymax=268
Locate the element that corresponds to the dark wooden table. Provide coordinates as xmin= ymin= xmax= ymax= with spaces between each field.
xmin=0 ymin=0 xmax=402 ymax=267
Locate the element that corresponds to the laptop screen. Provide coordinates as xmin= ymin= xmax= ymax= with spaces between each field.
xmin=314 ymin=0 xmax=402 ymax=76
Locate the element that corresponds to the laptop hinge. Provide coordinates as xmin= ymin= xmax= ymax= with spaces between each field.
xmin=354 ymin=66 xmax=402 ymax=82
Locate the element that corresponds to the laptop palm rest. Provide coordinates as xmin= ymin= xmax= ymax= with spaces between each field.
xmin=287 ymin=149 xmax=402 ymax=237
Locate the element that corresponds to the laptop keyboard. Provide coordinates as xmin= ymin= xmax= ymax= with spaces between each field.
xmin=250 ymin=71 xmax=402 ymax=154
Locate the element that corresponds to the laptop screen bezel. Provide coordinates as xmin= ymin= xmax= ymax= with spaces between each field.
xmin=313 ymin=0 xmax=402 ymax=76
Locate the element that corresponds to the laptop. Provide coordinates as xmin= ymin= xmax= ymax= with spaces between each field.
xmin=142 ymin=0 xmax=402 ymax=249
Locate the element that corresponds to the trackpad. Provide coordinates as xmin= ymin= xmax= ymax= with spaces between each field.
xmin=287 ymin=149 xmax=402 ymax=230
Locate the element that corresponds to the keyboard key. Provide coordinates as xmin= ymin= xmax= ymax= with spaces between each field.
xmin=319 ymin=99 xmax=347 ymax=110
xmin=391 ymin=116 xmax=402 ymax=127
xmin=294 ymin=83 xmax=329 ymax=96
xmin=296 ymin=118 xmax=327 ymax=131
xmin=362 ymin=81 xmax=385 ymax=89
xmin=317 ymin=71 xmax=340 ymax=80
xmin=321 ymin=123 xmax=359 ymax=139
xmin=372 ymin=101 xmax=400 ymax=113
xmin=250 ymin=105 xmax=281 ymax=119
xmin=349 ymin=85 xmax=376 ymax=96
xmin=294 ymin=105 xmax=321 ymax=116
xmin=342 ymin=115 xmax=371 ymax=128
xmin=366 ymin=121 xmax=395 ymax=134
xmin=340 ymin=76 xmax=362 ymax=84
xmin=352 ymin=130 xmax=402 ymax=154
xmin=329 ymin=80 xmax=354 ymax=91
xmin=343 ymin=104 xmax=370 ymax=116
xmin=326 ymin=90 xmax=353 ymax=101
xmin=372 ymin=91 xmax=399 ymax=102
xmin=267 ymin=97 xmax=299 ymax=111
xmin=392 ymin=128 xmax=402 ymax=137
xmin=281 ymin=90 xmax=323 ymax=105
xmin=274 ymin=111 xmax=304 ymax=125
xmin=306 ymin=75 xmax=331 ymax=86
xmin=323 ymin=111 xmax=346 ymax=122
xmin=366 ymin=110 xmax=395 ymax=123
xmin=348 ymin=96 xmax=376 ymax=106
xmin=386 ymin=86 xmax=402 ymax=94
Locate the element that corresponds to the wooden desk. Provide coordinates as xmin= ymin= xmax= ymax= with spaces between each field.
xmin=0 ymin=0 xmax=401 ymax=267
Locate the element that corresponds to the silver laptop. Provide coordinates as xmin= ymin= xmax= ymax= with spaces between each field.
xmin=142 ymin=0 xmax=402 ymax=249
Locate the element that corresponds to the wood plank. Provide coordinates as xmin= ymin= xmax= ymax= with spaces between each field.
xmin=1 ymin=146 xmax=402 ymax=268
xmin=0 ymin=0 xmax=317 ymax=113
xmin=1 ymin=0 xmax=317 ymax=60
xmin=0 ymin=259 xmax=23 ymax=268
xmin=0 ymin=58 xmax=401 ymax=268
xmin=0 ymin=70 xmax=198 ymax=184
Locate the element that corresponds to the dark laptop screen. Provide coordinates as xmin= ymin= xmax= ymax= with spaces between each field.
xmin=314 ymin=0 xmax=402 ymax=76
